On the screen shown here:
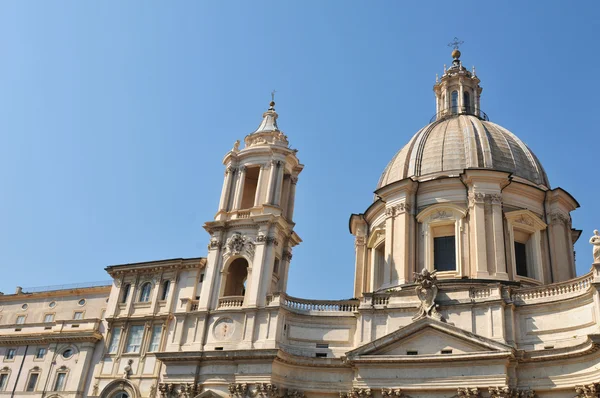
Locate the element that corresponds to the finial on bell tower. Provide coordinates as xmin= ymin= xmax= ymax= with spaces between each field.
xmin=270 ymin=90 xmax=277 ymax=109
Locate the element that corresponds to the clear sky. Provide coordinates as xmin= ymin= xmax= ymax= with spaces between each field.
xmin=0 ymin=1 xmax=598 ymax=299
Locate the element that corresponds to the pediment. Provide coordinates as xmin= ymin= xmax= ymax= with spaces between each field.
xmin=346 ymin=317 xmax=514 ymax=361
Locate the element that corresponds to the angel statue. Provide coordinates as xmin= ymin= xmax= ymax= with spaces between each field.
xmin=590 ymin=230 xmax=600 ymax=264
xmin=413 ymin=268 xmax=442 ymax=321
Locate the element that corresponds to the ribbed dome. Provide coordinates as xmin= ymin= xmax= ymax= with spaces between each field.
xmin=377 ymin=115 xmax=549 ymax=189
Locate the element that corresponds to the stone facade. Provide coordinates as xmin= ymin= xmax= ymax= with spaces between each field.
xmin=0 ymin=50 xmax=598 ymax=398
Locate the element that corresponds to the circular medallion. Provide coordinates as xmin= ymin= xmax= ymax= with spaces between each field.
xmin=213 ymin=318 xmax=234 ymax=341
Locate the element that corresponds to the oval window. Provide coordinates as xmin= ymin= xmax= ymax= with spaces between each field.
xmin=78 ymin=299 xmax=86 ymax=306
xmin=49 ymin=301 xmax=56 ymax=308
xmin=62 ymin=349 xmax=74 ymax=359
xmin=21 ymin=304 xmax=28 ymax=310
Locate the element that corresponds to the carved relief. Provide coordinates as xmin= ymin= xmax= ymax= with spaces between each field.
xmin=256 ymin=384 xmax=279 ymax=398
xmin=208 ymin=235 xmax=222 ymax=250
xmin=490 ymin=193 xmax=502 ymax=204
xmin=224 ymin=233 xmax=255 ymax=258
xmin=468 ymin=192 xmax=486 ymax=206
xmin=457 ymin=388 xmax=480 ymax=397
xmin=413 ymin=268 xmax=441 ymax=321
xmin=229 ymin=384 xmax=250 ymax=398
xmin=575 ymin=382 xmax=600 ymax=398
xmin=488 ymin=388 xmax=535 ymax=398
xmin=282 ymin=390 xmax=305 ymax=398
xmin=386 ymin=203 xmax=411 ymax=217
xmin=514 ymin=214 xmax=534 ymax=227
xmin=347 ymin=388 xmax=372 ymax=398
xmin=430 ymin=210 xmax=452 ymax=221
xmin=381 ymin=388 xmax=403 ymax=398
xmin=255 ymin=234 xmax=279 ymax=246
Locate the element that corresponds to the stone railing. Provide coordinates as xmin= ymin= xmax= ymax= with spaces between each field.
xmin=218 ymin=296 xmax=245 ymax=308
xmin=512 ymin=271 xmax=594 ymax=304
xmin=236 ymin=211 xmax=251 ymax=219
xmin=281 ymin=293 xmax=359 ymax=313
xmin=372 ymin=294 xmax=390 ymax=306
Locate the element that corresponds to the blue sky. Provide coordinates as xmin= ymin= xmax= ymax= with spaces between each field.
xmin=0 ymin=1 xmax=598 ymax=298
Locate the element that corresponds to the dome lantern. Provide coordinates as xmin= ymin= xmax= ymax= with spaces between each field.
xmin=433 ymin=39 xmax=484 ymax=122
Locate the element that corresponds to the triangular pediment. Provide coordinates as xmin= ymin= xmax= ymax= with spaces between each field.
xmin=346 ymin=317 xmax=514 ymax=360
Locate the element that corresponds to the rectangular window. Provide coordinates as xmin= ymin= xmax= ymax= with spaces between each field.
xmin=35 ymin=348 xmax=46 ymax=359
xmin=44 ymin=314 xmax=54 ymax=323
xmin=240 ymin=166 xmax=260 ymax=209
xmin=0 ymin=374 xmax=8 ymax=391
xmin=5 ymin=349 xmax=16 ymax=360
xmin=26 ymin=373 xmax=39 ymax=392
xmin=16 ymin=316 xmax=25 ymax=325
xmin=53 ymin=372 xmax=67 ymax=391
xmin=148 ymin=325 xmax=162 ymax=352
xmin=73 ymin=312 xmax=83 ymax=320
xmin=125 ymin=325 xmax=144 ymax=353
xmin=108 ymin=328 xmax=122 ymax=354
xmin=515 ymin=242 xmax=528 ymax=277
xmin=434 ymin=236 xmax=456 ymax=271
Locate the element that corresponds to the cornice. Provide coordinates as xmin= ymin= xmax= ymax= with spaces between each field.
xmin=105 ymin=257 xmax=206 ymax=276
xmin=0 ymin=330 xmax=103 ymax=345
xmin=155 ymin=348 xmax=279 ymax=363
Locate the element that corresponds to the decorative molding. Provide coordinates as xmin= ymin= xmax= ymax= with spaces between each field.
xmin=385 ymin=203 xmax=411 ymax=218
xmin=345 ymin=388 xmax=372 ymax=398
xmin=381 ymin=389 xmax=403 ymax=398
xmin=514 ymin=214 xmax=534 ymax=227
xmin=229 ymin=384 xmax=250 ymax=398
xmin=488 ymin=388 xmax=536 ymax=398
xmin=468 ymin=192 xmax=486 ymax=206
xmin=256 ymin=384 xmax=279 ymax=398
xmin=158 ymin=383 xmax=202 ymax=398
xmin=208 ymin=235 xmax=222 ymax=250
xmin=224 ymin=233 xmax=255 ymax=259
xmin=413 ymin=268 xmax=442 ymax=321
xmin=457 ymin=388 xmax=480 ymax=397
xmin=575 ymin=383 xmax=600 ymax=398
xmin=282 ymin=249 xmax=293 ymax=262
xmin=255 ymin=234 xmax=279 ymax=246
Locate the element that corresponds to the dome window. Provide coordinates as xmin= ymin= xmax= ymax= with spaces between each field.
xmin=451 ymin=91 xmax=458 ymax=114
xmin=463 ymin=91 xmax=471 ymax=114
xmin=505 ymin=210 xmax=548 ymax=283
xmin=433 ymin=234 xmax=456 ymax=272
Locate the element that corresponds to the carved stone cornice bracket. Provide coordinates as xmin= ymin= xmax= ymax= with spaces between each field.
xmin=575 ymin=383 xmax=600 ymax=398
xmin=344 ymin=388 xmax=372 ymax=398
xmin=159 ymin=383 xmax=202 ymax=398
xmin=256 ymin=383 xmax=279 ymax=398
xmin=282 ymin=249 xmax=293 ymax=262
xmin=229 ymin=383 xmax=250 ymax=398
xmin=381 ymin=388 xmax=404 ymax=398
xmin=457 ymin=387 xmax=480 ymax=397
xmin=488 ymin=387 xmax=535 ymax=398
xmin=282 ymin=389 xmax=305 ymax=398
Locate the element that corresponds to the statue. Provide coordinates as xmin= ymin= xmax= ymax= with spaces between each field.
xmin=123 ymin=359 xmax=133 ymax=379
xmin=590 ymin=230 xmax=600 ymax=264
xmin=233 ymin=140 xmax=240 ymax=152
xmin=413 ymin=268 xmax=442 ymax=321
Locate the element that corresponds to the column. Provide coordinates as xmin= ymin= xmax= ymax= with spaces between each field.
xmin=491 ymin=194 xmax=508 ymax=279
xmin=286 ymin=176 xmax=298 ymax=220
xmin=198 ymin=232 xmax=224 ymax=311
xmin=353 ymin=236 xmax=367 ymax=298
xmin=459 ymin=79 xmax=464 ymax=112
xmin=232 ymin=166 xmax=246 ymax=210
xmin=273 ymin=163 xmax=285 ymax=206
xmin=253 ymin=164 xmax=266 ymax=207
xmin=470 ymin=192 xmax=489 ymax=278
xmin=218 ymin=166 xmax=235 ymax=212
xmin=280 ymin=248 xmax=292 ymax=293
xmin=384 ymin=206 xmax=395 ymax=287
xmin=392 ymin=203 xmax=411 ymax=285
xmin=265 ymin=160 xmax=278 ymax=204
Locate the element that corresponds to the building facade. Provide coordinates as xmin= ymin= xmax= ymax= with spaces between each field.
xmin=2 ymin=49 xmax=600 ymax=398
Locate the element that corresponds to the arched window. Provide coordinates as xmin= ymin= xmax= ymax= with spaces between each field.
xmin=451 ymin=91 xmax=458 ymax=114
xmin=223 ymin=258 xmax=249 ymax=296
xmin=113 ymin=393 xmax=129 ymax=398
xmin=120 ymin=284 xmax=131 ymax=304
xmin=160 ymin=280 xmax=170 ymax=301
xmin=463 ymin=91 xmax=471 ymax=114
xmin=139 ymin=283 xmax=152 ymax=302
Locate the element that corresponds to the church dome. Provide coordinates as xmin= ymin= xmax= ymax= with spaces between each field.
xmin=377 ymin=114 xmax=549 ymax=189
xmin=378 ymin=48 xmax=549 ymax=191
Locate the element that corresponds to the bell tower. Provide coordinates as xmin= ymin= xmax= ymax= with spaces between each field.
xmin=198 ymin=99 xmax=303 ymax=311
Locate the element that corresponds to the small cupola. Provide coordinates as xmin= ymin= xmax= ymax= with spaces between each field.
xmin=244 ymin=99 xmax=290 ymax=148
xmin=432 ymin=38 xmax=485 ymax=121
